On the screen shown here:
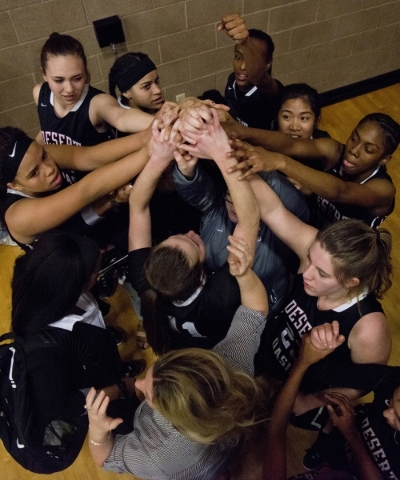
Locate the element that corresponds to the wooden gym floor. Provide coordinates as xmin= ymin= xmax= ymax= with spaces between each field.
xmin=0 ymin=83 xmax=399 ymax=479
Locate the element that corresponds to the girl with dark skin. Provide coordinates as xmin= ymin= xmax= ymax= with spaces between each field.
xmin=225 ymin=113 xmax=400 ymax=228
xmin=0 ymin=127 xmax=150 ymax=246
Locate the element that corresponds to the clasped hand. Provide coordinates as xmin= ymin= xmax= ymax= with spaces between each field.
xmin=150 ymin=103 xmax=232 ymax=166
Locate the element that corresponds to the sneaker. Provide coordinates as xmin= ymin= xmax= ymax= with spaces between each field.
xmin=302 ymin=448 xmax=324 ymax=470
xmin=302 ymin=431 xmax=329 ymax=470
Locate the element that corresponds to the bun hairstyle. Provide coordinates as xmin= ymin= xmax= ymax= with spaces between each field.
xmin=316 ymin=219 xmax=392 ymax=299
xmin=40 ymin=32 xmax=89 ymax=81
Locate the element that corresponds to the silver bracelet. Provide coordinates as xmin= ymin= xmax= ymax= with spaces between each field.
xmin=89 ymin=433 xmax=111 ymax=446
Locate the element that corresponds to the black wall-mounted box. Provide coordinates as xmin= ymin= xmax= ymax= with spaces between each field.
xmin=93 ymin=15 xmax=125 ymax=48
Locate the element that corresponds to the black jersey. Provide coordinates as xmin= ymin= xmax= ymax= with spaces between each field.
xmin=38 ymin=83 xmax=114 ymax=184
xmin=224 ymin=72 xmax=283 ymax=130
xmin=256 ymin=274 xmax=384 ymax=392
xmin=355 ymin=368 xmax=400 ymax=479
xmin=316 ymin=160 xmax=395 ymax=228
xmin=129 ymin=248 xmax=240 ymax=350
xmin=0 ymin=191 xmax=95 ymax=251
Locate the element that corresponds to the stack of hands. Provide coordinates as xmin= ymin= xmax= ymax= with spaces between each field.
xmin=149 ymin=96 xmax=279 ymax=182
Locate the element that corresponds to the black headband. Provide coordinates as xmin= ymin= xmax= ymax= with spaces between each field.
xmin=4 ymin=132 xmax=33 ymax=183
xmin=116 ymin=57 xmax=157 ymax=93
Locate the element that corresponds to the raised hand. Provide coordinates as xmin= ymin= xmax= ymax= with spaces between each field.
xmin=150 ymin=118 xmax=180 ymax=161
xmin=298 ymin=321 xmax=345 ymax=367
xmin=227 ymin=235 xmax=252 ymax=277
xmin=86 ymin=388 xmax=123 ymax=438
xmin=174 ymin=149 xmax=198 ymax=178
xmin=217 ymin=13 xmax=249 ymax=44
xmin=310 ymin=320 xmax=346 ymax=350
xmin=227 ymin=140 xmax=283 ymax=179
xmin=178 ymin=108 xmax=231 ymax=159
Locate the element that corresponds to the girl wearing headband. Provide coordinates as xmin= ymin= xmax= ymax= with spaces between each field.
xmin=109 ymin=53 xmax=200 ymax=351
xmin=109 ymin=52 xmax=164 ymax=116
xmin=0 ymin=127 xmax=150 ymax=248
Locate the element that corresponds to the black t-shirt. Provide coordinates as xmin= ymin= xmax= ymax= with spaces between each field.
xmin=128 ymin=248 xmax=240 ymax=348
xmin=0 ymin=191 xmax=96 ymax=251
xmin=224 ymin=72 xmax=283 ymax=130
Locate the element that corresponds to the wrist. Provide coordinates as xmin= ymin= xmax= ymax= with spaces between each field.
xmin=178 ymin=167 xmax=195 ymax=180
xmin=277 ymin=153 xmax=288 ymax=171
xmin=89 ymin=433 xmax=111 ymax=446
xmin=343 ymin=428 xmax=362 ymax=444
xmin=212 ymin=150 xmax=234 ymax=167
xmin=293 ymin=358 xmax=311 ymax=373
xmin=149 ymin=154 xmax=172 ymax=169
xmin=108 ymin=193 xmax=120 ymax=208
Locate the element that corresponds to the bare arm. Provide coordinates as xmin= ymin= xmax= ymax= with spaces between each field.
xmin=222 ymin=121 xmax=343 ymax=167
xmin=241 ymin=38 xmax=279 ymax=98
xmin=86 ymin=388 xmax=122 ymax=467
xmin=246 ymin=173 xmax=317 ymax=268
xmin=179 ymin=108 xmax=260 ymax=263
xmin=6 ymin=147 xmax=149 ymax=244
xmin=219 ymin=13 xmax=279 ymax=98
xmin=293 ymin=315 xmax=391 ymax=415
xmin=227 ymin=235 xmax=268 ymax=315
xmin=128 ymin=121 xmax=180 ymax=252
xmin=45 ymin=128 xmax=151 ymax=172
xmin=33 ymin=84 xmax=46 ymax=145
xmin=90 ymin=93 xmax=154 ymax=133
xmin=234 ymin=147 xmax=395 ymax=216
xmin=90 ymin=183 xmax=133 ymax=217
xmin=348 ymin=312 xmax=391 ymax=365
xmin=263 ymin=323 xmax=345 ymax=480
xmin=32 ymin=83 xmax=41 ymax=106
xmin=182 ymin=104 xmax=342 ymax=167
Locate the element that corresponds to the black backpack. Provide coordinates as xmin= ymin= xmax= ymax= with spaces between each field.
xmin=0 ymin=327 xmax=98 ymax=474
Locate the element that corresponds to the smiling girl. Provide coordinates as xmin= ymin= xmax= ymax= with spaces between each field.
xmin=277 ymin=83 xmax=329 ymax=140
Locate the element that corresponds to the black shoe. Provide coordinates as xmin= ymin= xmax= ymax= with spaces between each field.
xmin=122 ymin=359 xmax=146 ymax=378
xmin=303 ymin=432 xmax=329 ymax=470
xmin=303 ymin=449 xmax=324 ymax=470
xmin=106 ymin=326 xmax=125 ymax=345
